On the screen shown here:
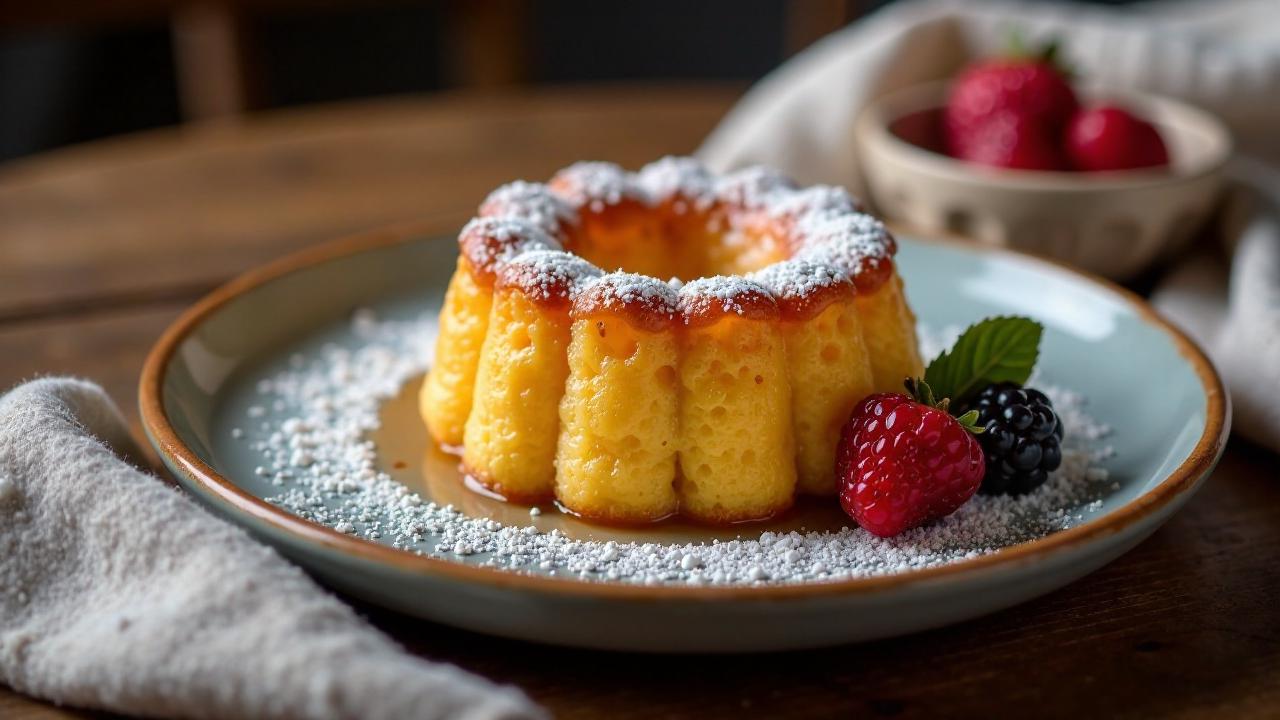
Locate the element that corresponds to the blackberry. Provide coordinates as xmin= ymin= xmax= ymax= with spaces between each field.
xmin=960 ymin=382 xmax=1063 ymax=495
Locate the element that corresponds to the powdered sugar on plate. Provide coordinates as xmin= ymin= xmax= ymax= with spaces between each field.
xmin=243 ymin=312 xmax=1114 ymax=587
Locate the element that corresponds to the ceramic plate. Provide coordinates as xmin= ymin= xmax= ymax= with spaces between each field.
xmin=140 ymin=224 xmax=1228 ymax=652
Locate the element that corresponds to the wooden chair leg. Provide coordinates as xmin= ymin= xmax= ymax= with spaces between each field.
xmin=172 ymin=2 xmax=254 ymax=121
xmin=443 ymin=0 xmax=529 ymax=88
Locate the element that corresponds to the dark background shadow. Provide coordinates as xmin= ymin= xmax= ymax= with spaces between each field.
xmin=0 ymin=0 xmax=1143 ymax=163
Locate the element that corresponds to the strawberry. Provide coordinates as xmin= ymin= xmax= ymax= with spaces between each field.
xmin=1066 ymin=106 xmax=1169 ymax=171
xmin=836 ymin=388 xmax=985 ymax=538
xmin=949 ymin=111 xmax=1069 ymax=171
xmin=944 ymin=40 xmax=1079 ymax=171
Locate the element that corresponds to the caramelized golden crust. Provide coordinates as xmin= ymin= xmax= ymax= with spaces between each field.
xmin=464 ymin=161 xmax=898 ymax=299
xmin=478 ymin=180 xmax=577 ymax=239
xmin=570 ymin=272 xmax=680 ymax=332
xmin=775 ymin=281 xmax=855 ymax=321
xmin=850 ymin=258 xmax=895 ymax=294
xmin=792 ymin=215 xmax=897 ymax=294
xmin=494 ymin=250 xmax=601 ymax=310
xmin=749 ymin=259 xmax=858 ymax=322
xmin=677 ymin=277 xmax=780 ymax=328
xmin=549 ymin=161 xmax=646 ymax=209
xmin=458 ymin=217 xmax=559 ymax=288
xmin=564 ymin=200 xmax=672 ymax=278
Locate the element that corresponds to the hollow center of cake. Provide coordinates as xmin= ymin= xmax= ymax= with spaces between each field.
xmin=570 ymin=208 xmax=790 ymax=281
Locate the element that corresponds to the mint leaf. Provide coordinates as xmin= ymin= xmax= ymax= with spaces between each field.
xmin=923 ymin=317 xmax=1043 ymax=405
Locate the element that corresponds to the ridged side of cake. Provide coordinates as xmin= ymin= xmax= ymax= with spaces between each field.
xmin=420 ymin=256 xmax=492 ymax=447
xmin=461 ymin=287 xmax=572 ymax=500
xmin=461 ymin=251 xmax=601 ymax=500
xmin=555 ymin=276 xmax=682 ymax=522
xmin=856 ymin=275 xmax=924 ymax=392
xmin=676 ymin=278 xmax=796 ymax=522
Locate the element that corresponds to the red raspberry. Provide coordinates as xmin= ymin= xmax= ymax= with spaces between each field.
xmin=944 ymin=56 xmax=1079 ymax=171
xmin=836 ymin=393 xmax=985 ymax=538
xmin=1066 ymin=105 xmax=1169 ymax=171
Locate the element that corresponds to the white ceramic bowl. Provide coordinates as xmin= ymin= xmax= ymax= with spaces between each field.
xmin=855 ymin=82 xmax=1232 ymax=280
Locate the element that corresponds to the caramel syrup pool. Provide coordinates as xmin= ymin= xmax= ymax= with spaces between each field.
xmin=373 ymin=375 xmax=854 ymax=544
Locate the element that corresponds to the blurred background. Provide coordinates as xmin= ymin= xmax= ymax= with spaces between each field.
xmin=0 ymin=0 xmax=1140 ymax=163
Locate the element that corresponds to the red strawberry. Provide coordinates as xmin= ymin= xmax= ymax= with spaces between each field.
xmin=949 ymin=111 xmax=1068 ymax=170
xmin=836 ymin=392 xmax=985 ymax=538
xmin=1066 ymin=106 xmax=1169 ymax=171
xmin=944 ymin=43 xmax=1079 ymax=171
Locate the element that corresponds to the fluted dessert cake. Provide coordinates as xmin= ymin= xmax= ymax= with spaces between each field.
xmin=421 ymin=157 xmax=923 ymax=524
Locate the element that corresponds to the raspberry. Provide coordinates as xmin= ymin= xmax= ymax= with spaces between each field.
xmin=959 ymin=382 xmax=1063 ymax=495
xmin=835 ymin=393 xmax=985 ymax=538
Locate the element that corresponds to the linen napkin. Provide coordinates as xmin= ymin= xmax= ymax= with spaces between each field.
xmin=698 ymin=0 xmax=1280 ymax=452
xmin=0 ymin=377 xmax=544 ymax=720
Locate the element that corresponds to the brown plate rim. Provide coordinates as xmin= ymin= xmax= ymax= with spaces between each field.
xmin=139 ymin=220 xmax=1229 ymax=602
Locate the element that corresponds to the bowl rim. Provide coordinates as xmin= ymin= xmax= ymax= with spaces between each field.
xmin=139 ymin=221 xmax=1229 ymax=602
xmin=855 ymin=80 xmax=1233 ymax=192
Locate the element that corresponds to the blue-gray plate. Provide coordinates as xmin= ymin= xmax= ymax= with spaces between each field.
xmin=141 ymin=225 xmax=1228 ymax=652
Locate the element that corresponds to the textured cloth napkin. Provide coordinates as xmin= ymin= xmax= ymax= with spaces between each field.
xmin=699 ymin=0 xmax=1280 ymax=452
xmin=0 ymin=378 xmax=544 ymax=720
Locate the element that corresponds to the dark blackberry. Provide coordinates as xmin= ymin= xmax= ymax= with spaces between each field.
xmin=960 ymin=382 xmax=1063 ymax=495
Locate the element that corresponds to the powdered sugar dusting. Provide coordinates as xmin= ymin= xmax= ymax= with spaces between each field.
xmin=678 ymin=276 xmax=772 ymax=317
xmin=459 ymin=217 xmax=561 ymax=276
xmin=460 ymin=216 xmax=550 ymax=245
xmin=637 ymin=156 xmax=716 ymax=211
xmin=480 ymin=181 xmax=577 ymax=237
xmin=238 ymin=315 xmax=1117 ymax=588
xmin=715 ymin=165 xmax=798 ymax=209
xmin=773 ymin=184 xmax=864 ymax=219
xmin=469 ymin=158 xmax=893 ymax=306
xmin=550 ymin=161 xmax=649 ymax=210
xmin=793 ymin=213 xmax=894 ymax=278
xmin=497 ymin=249 xmax=602 ymax=301
xmin=577 ymin=271 xmax=680 ymax=318
xmin=749 ymin=260 xmax=851 ymax=301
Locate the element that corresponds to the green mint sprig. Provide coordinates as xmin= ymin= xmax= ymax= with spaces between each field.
xmin=903 ymin=316 xmax=1045 ymax=433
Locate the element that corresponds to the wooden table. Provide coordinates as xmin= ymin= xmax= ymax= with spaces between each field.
xmin=2 ymin=84 xmax=1278 ymax=720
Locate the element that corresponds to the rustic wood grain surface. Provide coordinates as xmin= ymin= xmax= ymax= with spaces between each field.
xmin=1 ymin=84 xmax=1277 ymax=720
